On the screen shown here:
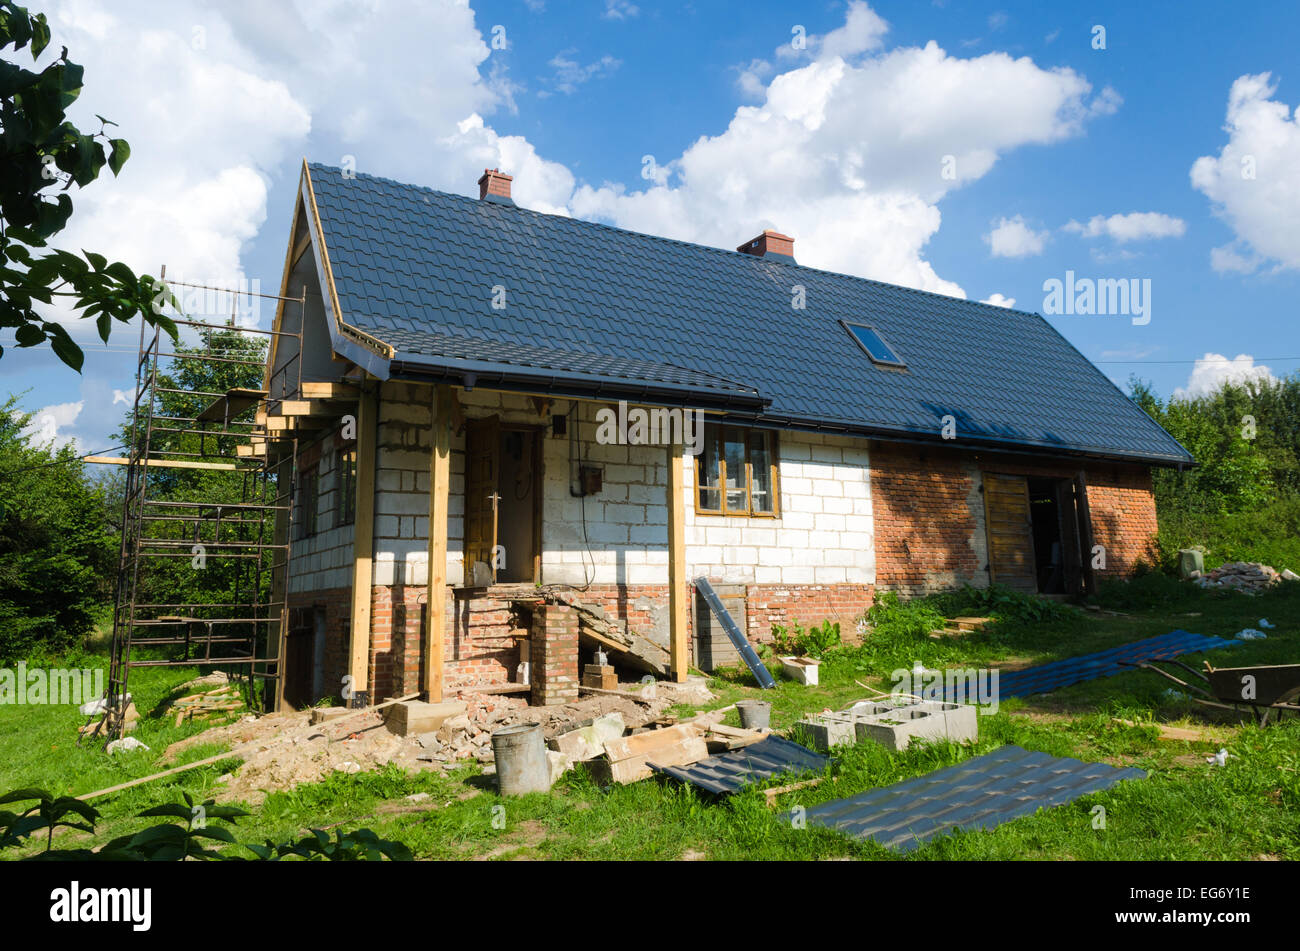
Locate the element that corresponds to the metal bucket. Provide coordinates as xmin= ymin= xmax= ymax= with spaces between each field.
xmin=491 ymin=723 xmax=552 ymax=796
xmin=736 ymin=700 xmax=772 ymax=730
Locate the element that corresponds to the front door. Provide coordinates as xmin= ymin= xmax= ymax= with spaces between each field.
xmin=463 ymin=415 xmax=500 ymax=585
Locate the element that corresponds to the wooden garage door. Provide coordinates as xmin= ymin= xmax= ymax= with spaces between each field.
xmin=983 ymin=473 xmax=1037 ymax=593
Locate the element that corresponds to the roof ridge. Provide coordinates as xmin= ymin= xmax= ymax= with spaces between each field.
xmin=306 ymin=161 xmax=1045 ymax=322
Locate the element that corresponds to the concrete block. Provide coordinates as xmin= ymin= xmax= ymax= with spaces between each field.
xmin=549 ymin=712 xmax=625 ymax=761
xmin=794 ymin=713 xmax=857 ymax=752
xmin=309 ymin=706 xmax=352 ymax=725
xmin=851 ymin=700 xmax=978 ymax=751
xmin=386 ymin=700 xmax=468 ymax=737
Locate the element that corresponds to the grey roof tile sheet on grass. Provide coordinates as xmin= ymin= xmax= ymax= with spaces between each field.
xmin=800 ymin=744 xmax=1146 ymax=853
xmin=949 ymin=630 xmax=1242 ymax=700
xmin=306 ymin=165 xmax=1192 ymax=465
xmin=649 ymin=735 xmax=829 ymax=795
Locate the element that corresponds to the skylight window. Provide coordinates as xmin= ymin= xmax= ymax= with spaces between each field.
xmin=842 ymin=321 xmax=905 ymax=367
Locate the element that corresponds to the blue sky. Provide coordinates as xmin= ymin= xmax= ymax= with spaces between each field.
xmin=4 ymin=0 xmax=1299 ymax=451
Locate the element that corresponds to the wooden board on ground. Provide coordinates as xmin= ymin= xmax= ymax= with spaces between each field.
xmin=596 ymin=723 xmax=708 ymax=784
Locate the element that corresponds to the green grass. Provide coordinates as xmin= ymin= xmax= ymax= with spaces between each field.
xmin=5 ymin=579 xmax=1300 ymax=861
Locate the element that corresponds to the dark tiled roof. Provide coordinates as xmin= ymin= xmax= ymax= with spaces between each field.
xmin=307 ymin=163 xmax=1193 ymax=465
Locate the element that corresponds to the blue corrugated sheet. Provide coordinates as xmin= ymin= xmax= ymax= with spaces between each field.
xmin=800 ymin=744 xmax=1146 ymax=852
xmin=650 ymin=735 xmax=829 ymax=795
xmin=305 ymin=164 xmax=1192 ymax=465
xmin=947 ymin=630 xmax=1241 ymax=700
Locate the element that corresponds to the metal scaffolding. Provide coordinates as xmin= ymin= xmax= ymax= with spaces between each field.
xmin=101 ymin=282 xmax=305 ymax=739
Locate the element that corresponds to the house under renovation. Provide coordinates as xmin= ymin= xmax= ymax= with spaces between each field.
xmin=254 ymin=160 xmax=1192 ymax=709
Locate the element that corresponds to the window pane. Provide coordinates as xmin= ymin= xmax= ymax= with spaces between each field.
xmin=697 ymin=424 xmax=721 ymax=511
xmin=749 ymin=431 xmax=774 ymax=513
xmin=723 ymin=427 xmax=748 ymax=513
xmin=845 ymin=323 xmax=904 ymax=366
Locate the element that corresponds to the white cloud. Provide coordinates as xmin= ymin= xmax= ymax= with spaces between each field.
xmin=1174 ymin=353 xmax=1278 ymax=399
xmin=1064 ymin=211 xmax=1186 ymax=242
xmin=602 ymin=0 xmax=638 ymax=20
xmin=574 ymin=7 xmax=1116 ymax=295
xmin=1191 ymin=73 xmax=1300 ymax=273
xmin=981 ymin=292 xmax=1016 ymax=307
xmin=20 ymin=401 xmax=84 ymax=450
xmin=543 ymin=49 xmax=621 ymax=96
xmin=986 ymin=216 xmax=1049 ymax=258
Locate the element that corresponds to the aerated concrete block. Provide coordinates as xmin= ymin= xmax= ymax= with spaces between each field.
xmin=852 ymin=701 xmax=978 ymax=751
xmin=793 ymin=713 xmax=858 ymax=752
xmin=386 ymin=700 xmax=468 ymax=737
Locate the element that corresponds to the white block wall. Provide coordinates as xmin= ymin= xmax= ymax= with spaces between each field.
xmin=685 ymin=431 xmax=875 ymax=586
xmin=354 ymin=382 xmax=876 ymax=591
xmin=288 ymin=437 xmax=355 ymax=594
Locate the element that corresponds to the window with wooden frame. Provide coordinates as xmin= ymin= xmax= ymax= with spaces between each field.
xmin=694 ymin=423 xmax=778 ymax=517
xmin=338 ymin=448 xmax=357 ymax=527
xmin=295 ymin=466 xmax=319 ymax=539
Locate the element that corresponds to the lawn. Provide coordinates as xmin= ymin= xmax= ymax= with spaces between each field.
xmin=3 ymin=575 xmax=1299 ymax=861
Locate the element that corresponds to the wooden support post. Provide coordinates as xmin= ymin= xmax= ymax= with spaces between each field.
xmin=346 ymin=387 xmax=378 ymax=707
xmin=424 ymin=385 xmax=453 ymax=702
xmin=667 ymin=441 xmax=688 ymax=683
xmin=1075 ymin=469 xmax=1097 ymax=596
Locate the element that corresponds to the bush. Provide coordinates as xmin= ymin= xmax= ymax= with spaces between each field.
xmin=1152 ymin=494 xmax=1300 ymax=575
xmin=0 ymin=397 xmax=116 ymax=662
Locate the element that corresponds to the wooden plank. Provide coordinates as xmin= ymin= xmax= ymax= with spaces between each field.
xmin=347 ymin=386 xmax=378 ymax=705
xmin=83 ymin=456 xmax=238 ymax=471
xmin=300 ymin=381 xmax=360 ymax=400
xmin=609 ymin=737 xmax=708 ymax=783
xmin=603 ymin=723 xmax=704 ymax=761
xmin=667 ymin=441 xmax=688 ymax=682
xmin=424 ymin=385 xmax=452 ymax=702
xmin=1076 ymin=469 xmax=1097 ymax=596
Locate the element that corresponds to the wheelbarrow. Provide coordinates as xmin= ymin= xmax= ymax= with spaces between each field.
xmin=1124 ymin=659 xmax=1300 ymax=726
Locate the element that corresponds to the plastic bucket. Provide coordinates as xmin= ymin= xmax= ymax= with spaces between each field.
xmin=736 ymin=700 xmax=772 ymax=730
xmin=491 ymin=723 xmax=551 ymax=796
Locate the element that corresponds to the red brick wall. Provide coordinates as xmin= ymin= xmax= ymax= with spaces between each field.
xmin=870 ymin=442 xmax=1159 ymax=595
xmin=743 ymin=584 xmax=875 ymax=642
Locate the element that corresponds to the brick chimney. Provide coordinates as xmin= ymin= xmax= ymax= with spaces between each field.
xmin=477 ymin=168 xmax=514 ymax=203
xmin=737 ymin=229 xmax=794 ymax=261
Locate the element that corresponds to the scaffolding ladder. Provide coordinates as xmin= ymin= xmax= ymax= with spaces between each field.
xmin=101 ymin=284 xmax=306 ymax=739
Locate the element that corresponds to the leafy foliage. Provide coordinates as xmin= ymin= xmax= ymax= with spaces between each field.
xmin=768 ymin=618 xmax=841 ymax=657
xmin=1131 ymin=374 xmax=1300 ymax=572
xmin=104 ymin=327 xmax=270 ymax=609
xmin=0 ymin=0 xmax=177 ymax=370
xmin=0 ymin=787 xmax=410 ymax=861
xmin=0 ymin=395 xmax=116 ymax=661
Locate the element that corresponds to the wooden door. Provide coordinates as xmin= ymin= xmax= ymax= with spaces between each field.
xmin=982 ymin=473 xmax=1037 ymax=593
xmin=463 ymin=416 xmax=500 ymax=585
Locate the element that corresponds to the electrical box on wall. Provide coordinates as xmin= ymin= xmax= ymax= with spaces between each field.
xmin=579 ymin=465 xmax=603 ymax=496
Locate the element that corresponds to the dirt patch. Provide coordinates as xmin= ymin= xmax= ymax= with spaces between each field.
xmin=476 ymin=819 xmax=548 ymax=860
xmin=160 ymin=682 xmax=714 ymax=804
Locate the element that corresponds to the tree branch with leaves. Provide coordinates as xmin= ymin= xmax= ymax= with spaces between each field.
xmin=0 ymin=0 xmax=177 ymax=371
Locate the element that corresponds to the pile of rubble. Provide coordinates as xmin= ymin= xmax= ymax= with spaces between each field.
xmin=162 ymin=679 xmax=712 ymax=803
xmin=1192 ymin=561 xmax=1299 ymax=592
